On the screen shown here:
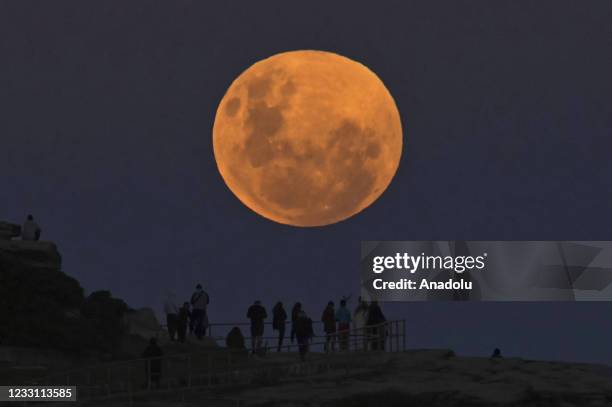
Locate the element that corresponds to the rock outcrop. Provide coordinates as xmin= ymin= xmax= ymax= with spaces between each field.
xmin=0 ymin=240 xmax=62 ymax=272
xmin=123 ymin=308 xmax=162 ymax=340
xmin=0 ymin=221 xmax=21 ymax=240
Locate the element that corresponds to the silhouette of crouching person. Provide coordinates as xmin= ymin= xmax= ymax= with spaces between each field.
xmin=226 ymin=327 xmax=246 ymax=350
xmin=142 ymin=338 xmax=163 ymax=389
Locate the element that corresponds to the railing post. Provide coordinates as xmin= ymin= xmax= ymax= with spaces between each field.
xmin=396 ymin=321 xmax=400 ymax=352
xmin=107 ymin=366 xmax=112 ymax=398
xmin=146 ymin=359 xmax=151 ymax=391
xmin=187 ymin=355 xmax=192 ymax=388
xmin=128 ymin=364 xmax=132 ymax=400
xmin=227 ymin=351 xmax=231 ymax=383
xmin=207 ymin=353 xmax=212 ymax=387
xmin=402 ymin=320 xmax=406 ymax=352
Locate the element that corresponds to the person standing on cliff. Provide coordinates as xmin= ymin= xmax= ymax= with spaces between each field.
xmin=366 ymin=301 xmax=387 ymax=350
xmin=335 ymin=299 xmax=352 ymax=351
xmin=190 ymin=284 xmax=210 ymax=340
xmin=353 ymin=297 xmax=369 ymax=350
xmin=290 ymin=302 xmax=302 ymax=343
xmin=321 ymin=301 xmax=336 ymax=352
xmin=272 ymin=301 xmax=287 ymax=352
xmin=163 ymin=292 xmax=179 ymax=341
xmin=176 ymin=302 xmax=191 ymax=343
xmin=247 ymin=300 xmax=267 ymax=354
xmin=21 ymin=215 xmax=41 ymax=241
xmin=294 ymin=310 xmax=314 ymax=362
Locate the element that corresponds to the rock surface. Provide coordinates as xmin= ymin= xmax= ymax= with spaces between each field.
xmin=123 ymin=308 xmax=162 ymax=340
xmin=0 ymin=221 xmax=21 ymax=240
xmin=228 ymin=350 xmax=612 ymax=407
xmin=0 ymin=240 xmax=62 ymax=272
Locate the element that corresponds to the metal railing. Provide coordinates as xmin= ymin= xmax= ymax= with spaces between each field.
xmin=164 ymin=319 xmax=406 ymax=352
xmin=30 ymin=320 xmax=406 ymax=403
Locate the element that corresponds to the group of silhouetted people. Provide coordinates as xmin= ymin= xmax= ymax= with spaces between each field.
xmin=144 ymin=295 xmax=388 ymax=388
xmin=226 ymin=297 xmax=386 ymax=361
xmin=162 ymin=283 xmax=210 ymax=343
xmin=226 ymin=301 xmax=315 ymax=361
xmin=321 ymin=297 xmax=387 ymax=352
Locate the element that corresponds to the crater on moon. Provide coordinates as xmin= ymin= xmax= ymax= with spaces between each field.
xmin=213 ymin=50 xmax=403 ymax=227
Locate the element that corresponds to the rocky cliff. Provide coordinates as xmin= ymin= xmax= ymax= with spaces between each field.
xmin=230 ymin=350 xmax=612 ymax=407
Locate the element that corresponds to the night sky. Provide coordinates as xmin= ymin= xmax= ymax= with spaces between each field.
xmin=2 ymin=1 xmax=612 ymax=364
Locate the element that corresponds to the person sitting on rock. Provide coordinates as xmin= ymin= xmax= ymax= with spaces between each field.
xmin=247 ymin=300 xmax=267 ymax=354
xmin=226 ymin=326 xmax=246 ymax=350
xmin=21 ymin=215 xmax=41 ymax=241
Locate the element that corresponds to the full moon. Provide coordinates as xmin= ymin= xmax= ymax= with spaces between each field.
xmin=213 ymin=50 xmax=403 ymax=227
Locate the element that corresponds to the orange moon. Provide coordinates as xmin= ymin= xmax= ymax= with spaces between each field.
xmin=213 ymin=50 xmax=403 ymax=227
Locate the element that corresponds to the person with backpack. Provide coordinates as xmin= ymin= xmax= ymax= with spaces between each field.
xmin=272 ymin=301 xmax=287 ymax=352
xmin=294 ymin=310 xmax=314 ymax=362
xmin=321 ymin=301 xmax=336 ymax=352
xmin=190 ymin=284 xmax=210 ymax=340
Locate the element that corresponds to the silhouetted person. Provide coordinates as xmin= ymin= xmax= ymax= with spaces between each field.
xmin=177 ymin=302 xmax=191 ymax=343
xmin=226 ymin=327 xmax=245 ymax=350
xmin=247 ymin=300 xmax=267 ymax=354
xmin=366 ymin=301 xmax=386 ymax=350
xmin=21 ymin=215 xmax=41 ymax=241
xmin=163 ymin=292 xmax=178 ymax=341
xmin=142 ymin=337 xmax=163 ymax=388
xmin=335 ymin=299 xmax=352 ymax=351
xmin=491 ymin=348 xmax=502 ymax=359
xmin=190 ymin=284 xmax=210 ymax=339
xmin=294 ymin=310 xmax=314 ymax=361
xmin=321 ymin=301 xmax=336 ymax=352
xmin=272 ymin=302 xmax=287 ymax=352
xmin=353 ymin=297 xmax=369 ymax=350
xmin=290 ymin=302 xmax=302 ymax=343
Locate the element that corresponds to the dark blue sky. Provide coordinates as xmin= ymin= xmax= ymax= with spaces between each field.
xmin=2 ymin=1 xmax=612 ymax=364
